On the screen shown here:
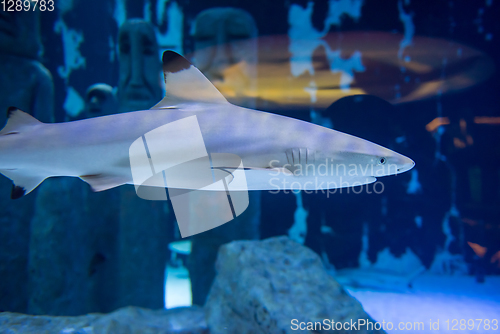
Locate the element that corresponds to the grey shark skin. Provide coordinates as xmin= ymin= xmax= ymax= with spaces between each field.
xmin=0 ymin=51 xmax=414 ymax=199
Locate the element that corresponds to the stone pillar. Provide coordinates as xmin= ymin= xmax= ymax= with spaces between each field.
xmin=187 ymin=8 xmax=260 ymax=305
xmin=112 ymin=19 xmax=169 ymax=310
xmin=27 ymin=179 xmax=90 ymax=315
xmin=0 ymin=7 xmax=53 ymax=313
xmin=115 ymin=187 xmax=169 ymax=309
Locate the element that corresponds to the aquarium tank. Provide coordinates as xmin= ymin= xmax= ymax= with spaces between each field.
xmin=0 ymin=0 xmax=499 ymax=333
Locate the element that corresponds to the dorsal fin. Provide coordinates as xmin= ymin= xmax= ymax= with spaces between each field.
xmin=151 ymin=51 xmax=228 ymax=109
xmin=0 ymin=107 xmax=43 ymax=135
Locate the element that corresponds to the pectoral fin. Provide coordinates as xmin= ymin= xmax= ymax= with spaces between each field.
xmin=0 ymin=169 xmax=46 ymax=199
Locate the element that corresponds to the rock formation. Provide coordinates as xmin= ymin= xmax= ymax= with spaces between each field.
xmin=205 ymin=236 xmax=385 ymax=334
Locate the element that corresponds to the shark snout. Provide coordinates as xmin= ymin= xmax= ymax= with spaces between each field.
xmin=397 ymin=157 xmax=415 ymax=173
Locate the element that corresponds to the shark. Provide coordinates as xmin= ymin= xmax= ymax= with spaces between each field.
xmin=334 ymin=266 xmax=426 ymax=292
xmin=0 ymin=51 xmax=414 ymax=199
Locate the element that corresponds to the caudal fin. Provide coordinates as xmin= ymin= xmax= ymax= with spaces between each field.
xmin=0 ymin=107 xmax=46 ymax=198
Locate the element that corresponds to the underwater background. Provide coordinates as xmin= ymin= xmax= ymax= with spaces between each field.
xmin=0 ymin=0 xmax=499 ymax=333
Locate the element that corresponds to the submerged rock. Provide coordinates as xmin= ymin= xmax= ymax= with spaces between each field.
xmin=0 ymin=306 xmax=208 ymax=334
xmin=187 ymin=191 xmax=261 ymax=306
xmin=205 ymin=236 xmax=385 ymax=334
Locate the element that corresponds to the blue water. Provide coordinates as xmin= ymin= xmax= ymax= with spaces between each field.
xmin=0 ymin=0 xmax=499 ymax=325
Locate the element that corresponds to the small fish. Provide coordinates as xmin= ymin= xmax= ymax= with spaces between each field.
xmin=0 ymin=51 xmax=414 ymax=199
xmin=468 ymin=241 xmax=487 ymax=258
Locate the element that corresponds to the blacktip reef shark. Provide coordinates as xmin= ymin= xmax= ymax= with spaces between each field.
xmin=0 ymin=51 xmax=414 ymax=199
xmin=334 ymin=266 xmax=426 ymax=292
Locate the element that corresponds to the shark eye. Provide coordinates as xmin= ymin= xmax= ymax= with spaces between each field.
xmin=379 ymin=157 xmax=387 ymax=165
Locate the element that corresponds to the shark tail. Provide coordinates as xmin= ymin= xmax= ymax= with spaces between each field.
xmin=1 ymin=107 xmax=46 ymax=199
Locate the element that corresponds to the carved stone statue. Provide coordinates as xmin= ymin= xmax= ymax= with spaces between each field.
xmin=0 ymin=9 xmax=43 ymax=59
xmin=188 ymin=8 xmax=261 ymax=306
xmin=192 ymin=8 xmax=258 ymax=108
xmin=115 ymin=19 xmax=169 ymax=310
xmin=117 ymin=19 xmax=163 ymax=113
xmin=0 ymin=9 xmax=54 ymax=314
xmin=84 ymin=83 xmax=118 ymax=118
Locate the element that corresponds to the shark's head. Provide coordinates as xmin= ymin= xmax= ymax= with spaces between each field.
xmin=362 ymin=148 xmax=415 ymax=177
xmin=321 ymin=131 xmax=415 ymax=178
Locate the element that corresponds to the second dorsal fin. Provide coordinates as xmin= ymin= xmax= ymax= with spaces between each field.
xmin=151 ymin=51 xmax=228 ymax=109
